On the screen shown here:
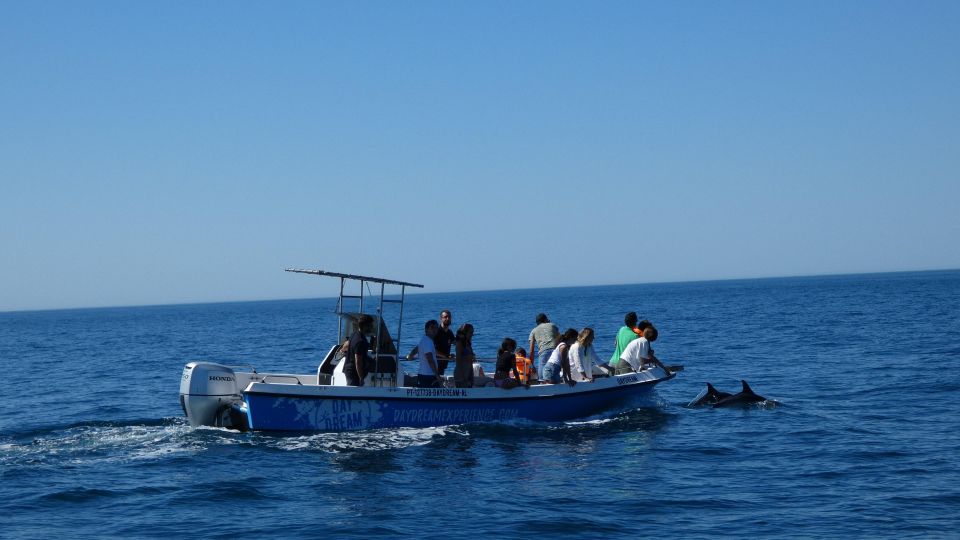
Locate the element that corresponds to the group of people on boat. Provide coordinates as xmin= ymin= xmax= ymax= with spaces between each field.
xmin=338 ymin=309 xmax=667 ymax=388
xmin=375 ymin=309 xmax=668 ymax=389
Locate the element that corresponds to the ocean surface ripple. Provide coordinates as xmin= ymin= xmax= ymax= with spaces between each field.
xmin=1 ymin=270 xmax=959 ymax=538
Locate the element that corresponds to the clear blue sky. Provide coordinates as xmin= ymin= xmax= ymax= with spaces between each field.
xmin=2 ymin=1 xmax=958 ymax=312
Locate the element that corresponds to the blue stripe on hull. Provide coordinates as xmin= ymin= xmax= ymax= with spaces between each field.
xmin=244 ymin=383 xmax=661 ymax=432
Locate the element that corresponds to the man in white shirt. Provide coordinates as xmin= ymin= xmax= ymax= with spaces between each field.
xmin=417 ymin=320 xmax=443 ymax=388
xmin=617 ymin=327 xmax=663 ymax=374
xmin=405 ymin=309 xmax=455 ymax=375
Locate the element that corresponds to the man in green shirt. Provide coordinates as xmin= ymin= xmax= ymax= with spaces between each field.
xmin=609 ymin=312 xmax=645 ymax=368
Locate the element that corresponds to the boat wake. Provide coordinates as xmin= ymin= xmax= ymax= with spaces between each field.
xmin=1 ymin=406 xmax=675 ymax=465
xmin=0 ymin=418 xmax=470 ymax=464
xmin=251 ymin=425 xmax=458 ymax=453
xmin=0 ymin=418 xmax=202 ymax=469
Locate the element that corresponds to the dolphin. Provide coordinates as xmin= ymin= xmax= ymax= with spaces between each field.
xmin=687 ymin=382 xmax=733 ymax=407
xmin=713 ymin=380 xmax=768 ymax=408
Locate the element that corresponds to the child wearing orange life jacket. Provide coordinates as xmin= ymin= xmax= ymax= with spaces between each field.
xmin=632 ymin=320 xmax=654 ymax=358
xmin=514 ymin=348 xmax=536 ymax=384
xmin=632 ymin=319 xmax=653 ymax=337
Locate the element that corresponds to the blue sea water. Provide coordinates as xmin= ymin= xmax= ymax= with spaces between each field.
xmin=1 ymin=270 xmax=959 ymax=539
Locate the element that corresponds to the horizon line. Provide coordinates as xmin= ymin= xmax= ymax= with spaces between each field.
xmin=3 ymin=267 xmax=957 ymax=315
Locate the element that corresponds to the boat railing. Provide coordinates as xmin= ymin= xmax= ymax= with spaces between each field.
xmin=262 ymin=374 xmax=304 ymax=385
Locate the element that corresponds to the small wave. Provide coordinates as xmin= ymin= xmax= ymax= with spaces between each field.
xmin=850 ymin=449 xmax=910 ymax=460
xmin=695 ymin=399 xmax=781 ymax=410
xmin=168 ymin=479 xmax=276 ymax=505
xmin=668 ymin=445 xmax=737 ymax=457
xmin=645 ymin=496 xmax=746 ymax=511
xmin=37 ymin=487 xmax=122 ymax=504
xmin=8 ymin=483 xmax=184 ymax=512
xmin=801 ymin=469 xmax=847 ymax=480
xmin=517 ymin=516 xmax=629 ymax=535
xmin=454 ymin=407 xmax=674 ymax=444
xmin=786 ymin=428 xmax=833 ymax=437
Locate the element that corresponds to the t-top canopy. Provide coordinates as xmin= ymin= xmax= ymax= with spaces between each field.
xmin=338 ymin=312 xmax=397 ymax=355
xmin=285 ymin=268 xmax=424 ymax=288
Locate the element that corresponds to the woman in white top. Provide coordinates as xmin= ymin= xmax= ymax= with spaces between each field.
xmin=569 ymin=327 xmax=599 ymax=382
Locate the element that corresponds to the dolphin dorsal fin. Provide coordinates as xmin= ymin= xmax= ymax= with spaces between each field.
xmin=740 ymin=380 xmax=756 ymax=395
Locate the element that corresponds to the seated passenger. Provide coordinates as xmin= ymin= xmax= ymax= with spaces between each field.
xmin=617 ymin=326 xmax=662 ymax=374
xmin=514 ymin=347 xmax=535 ymax=384
xmin=494 ymin=338 xmax=522 ymax=389
xmin=569 ymin=327 xmax=601 ymax=382
xmin=454 ymin=323 xmax=476 ymax=388
xmin=543 ymin=329 xmax=579 ymax=385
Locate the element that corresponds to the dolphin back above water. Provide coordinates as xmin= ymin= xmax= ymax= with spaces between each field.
xmin=713 ymin=380 xmax=769 ymax=408
xmin=687 ymin=380 xmax=776 ymax=408
xmin=687 ymin=382 xmax=733 ymax=407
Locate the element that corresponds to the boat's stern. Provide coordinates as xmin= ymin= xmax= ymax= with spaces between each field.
xmin=179 ymin=362 xmax=249 ymax=430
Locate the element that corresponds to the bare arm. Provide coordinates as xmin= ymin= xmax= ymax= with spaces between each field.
xmin=509 ymin=354 xmax=521 ymax=380
xmin=647 ymin=351 xmax=669 ymax=373
xmin=354 ymin=352 xmax=366 ymax=383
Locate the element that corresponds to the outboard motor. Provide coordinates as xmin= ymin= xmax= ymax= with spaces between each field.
xmin=179 ymin=362 xmax=249 ymax=431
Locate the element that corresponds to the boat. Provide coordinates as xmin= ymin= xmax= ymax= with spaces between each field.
xmin=179 ymin=269 xmax=680 ymax=432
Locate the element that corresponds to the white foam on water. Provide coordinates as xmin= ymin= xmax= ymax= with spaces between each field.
xmin=2 ymin=420 xmax=207 ymax=467
xmin=263 ymin=425 xmax=458 ymax=453
xmin=563 ymin=417 xmax=618 ymax=427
